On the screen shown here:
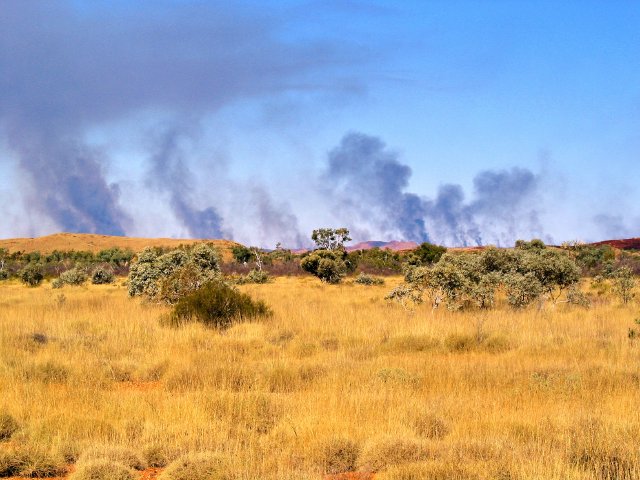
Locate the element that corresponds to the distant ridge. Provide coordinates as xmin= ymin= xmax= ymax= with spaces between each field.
xmin=346 ymin=240 xmax=418 ymax=252
xmin=0 ymin=233 xmax=239 ymax=261
xmin=591 ymin=237 xmax=640 ymax=250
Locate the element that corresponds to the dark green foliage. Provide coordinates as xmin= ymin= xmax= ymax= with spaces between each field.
xmin=231 ymin=245 xmax=253 ymax=264
xmin=169 ymin=281 xmax=271 ymax=329
xmin=301 ymin=249 xmax=350 ymax=284
xmin=503 ymin=272 xmax=543 ymax=308
xmin=347 ymin=248 xmax=402 ymax=274
xmin=96 ymin=247 xmax=134 ymax=266
xmin=515 ymin=238 xmax=547 ymax=251
xmin=19 ymin=263 xmax=44 ymax=287
xmin=405 ymin=242 xmax=447 ymax=266
xmin=311 ymin=228 xmax=351 ymax=250
xmin=91 ymin=265 xmax=115 ymax=284
xmin=574 ymin=245 xmax=616 ymax=273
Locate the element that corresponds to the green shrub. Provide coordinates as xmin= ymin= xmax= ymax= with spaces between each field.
xmin=0 ymin=270 xmax=8 ymax=281
xmin=301 ymin=249 xmax=350 ymax=284
xmin=91 ymin=265 xmax=115 ymax=285
xmin=159 ymin=452 xmax=230 ymax=480
xmin=169 ymin=281 xmax=271 ymax=329
xmin=51 ymin=278 xmax=64 ymax=289
xmin=70 ymin=459 xmax=135 ymax=480
xmin=59 ymin=267 xmax=88 ymax=286
xmin=19 ymin=263 xmax=44 ymax=287
xmin=354 ymin=273 xmax=384 ymax=286
xmin=612 ymin=266 xmax=636 ymax=304
xmin=0 ymin=412 xmax=19 ymax=441
xmin=128 ymin=244 xmax=221 ymax=304
xmin=236 ymin=269 xmax=270 ymax=284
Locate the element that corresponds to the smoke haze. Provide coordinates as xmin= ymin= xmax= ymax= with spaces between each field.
xmin=0 ymin=1 xmax=635 ymax=247
xmin=325 ymin=132 xmax=545 ymax=247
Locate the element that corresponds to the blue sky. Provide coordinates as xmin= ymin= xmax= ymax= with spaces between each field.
xmin=0 ymin=1 xmax=638 ymax=247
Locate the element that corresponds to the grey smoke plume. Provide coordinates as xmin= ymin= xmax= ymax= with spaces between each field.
xmin=0 ymin=1 xmax=353 ymax=237
xmin=249 ymin=186 xmax=306 ymax=248
xmin=5 ymin=129 xmax=129 ymax=235
xmin=326 ymin=132 xmax=544 ymax=246
xmin=147 ymin=127 xmax=225 ymax=239
xmin=326 ymin=132 xmax=429 ymax=241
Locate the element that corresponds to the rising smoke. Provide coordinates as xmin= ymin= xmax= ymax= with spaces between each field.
xmin=325 ymin=132 xmax=545 ymax=247
xmin=147 ymin=127 xmax=226 ymax=239
xmin=0 ymin=0 xmax=350 ymax=238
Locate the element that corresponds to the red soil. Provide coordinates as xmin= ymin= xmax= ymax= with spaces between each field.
xmin=591 ymin=237 xmax=640 ymax=250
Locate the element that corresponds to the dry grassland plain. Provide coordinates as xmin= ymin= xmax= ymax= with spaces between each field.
xmin=1 ymin=276 xmax=639 ymax=479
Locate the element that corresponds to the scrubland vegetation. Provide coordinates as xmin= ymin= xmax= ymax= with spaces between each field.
xmin=1 ymin=234 xmax=640 ymax=479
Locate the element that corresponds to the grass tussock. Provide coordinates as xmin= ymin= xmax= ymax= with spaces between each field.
xmin=0 ymin=446 xmax=65 ymax=478
xmin=357 ymin=436 xmax=431 ymax=472
xmin=76 ymin=445 xmax=146 ymax=470
xmin=0 ymin=413 xmax=19 ymax=441
xmin=316 ymin=436 xmax=360 ymax=474
xmin=159 ymin=452 xmax=230 ymax=480
xmin=70 ymin=459 xmax=135 ymax=480
xmin=1 ymin=277 xmax=640 ymax=478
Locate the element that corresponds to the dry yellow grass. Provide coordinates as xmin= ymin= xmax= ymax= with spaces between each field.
xmin=0 ymin=276 xmax=639 ymax=479
xmin=0 ymin=233 xmax=238 ymax=261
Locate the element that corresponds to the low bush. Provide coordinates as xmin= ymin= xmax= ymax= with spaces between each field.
xmin=76 ymin=445 xmax=146 ymax=470
xmin=59 ymin=267 xmax=88 ymax=286
xmin=159 ymin=452 xmax=230 ymax=480
xmin=236 ymin=269 xmax=270 ymax=284
xmin=0 ymin=449 xmax=18 ymax=477
xmin=19 ymin=263 xmax=44 ymax=287
xmin=0 ymin=446 xmax=65 ymax=478
xmin=128 ymin=244 xmax=221 ymax=304
xmin=317 ymin=436 xmax=360 ymax=474
xmin=142 ymin=444 xmax=175 ymax=468
xmin=0 ymin=412 xmax=19 ymax=441
xmin=409 ymin=412 xmax=449 ymax=439
xmin=354 ymin=273 xmax=385 ymax=286
xmin=70 ymin=459 xmax=135 ymax=480
xmin=169 ymin=281 xmax=271 ymax=329
xmin=12 ymin=446 xmax=65 ymax=478
xmin=91 ymin=265 xmax=115 ymax=285
xmin=0 ymin=270 xmax=8 ymax=281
